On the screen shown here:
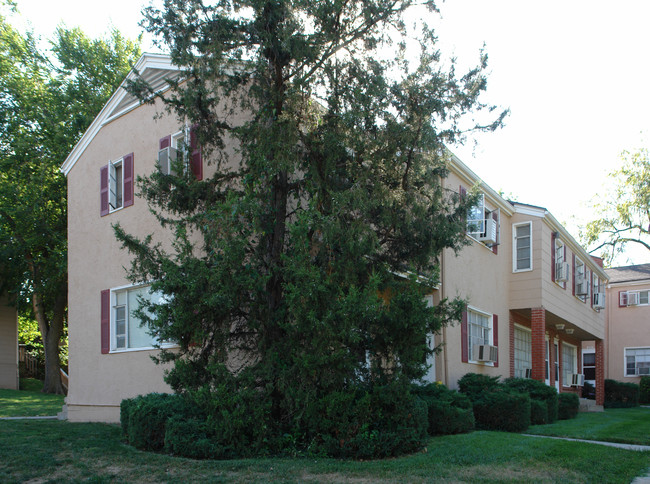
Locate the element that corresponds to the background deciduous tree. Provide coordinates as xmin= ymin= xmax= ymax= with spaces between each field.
xmin=583 ymin=148 xmax=650 ymax=265
xmin=0 ymin=4 xmax=140 ymax=394
xmin=117 ymin=0 xmax=505 ymax=456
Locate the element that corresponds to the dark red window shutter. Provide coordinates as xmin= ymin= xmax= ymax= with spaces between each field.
xmin=551 ymin=232 xmax=556 ymax=282
xmin=100 ymin=165 xmax=109 ymax=216
xmin=572 ymin=253 xmax=576 ymax=296
xmin=493 ymin=314 xmax=498 ymax=367
xmin=619 ymin=291 xmax=628 ymax=307
xmin=492 ymin=211 xmax=498 ymax=255
xmin=190 ymin=127 xmax=203 ymax=180
xmin=101 ymin=289 xmax=110 ymax=354
xmin=461 ymin=310 xmax=468 ymax=363
xmin=159 ymin=135 xmax=171 ymax=150
xmin=123 ymin=153 xmax=134 ymax=208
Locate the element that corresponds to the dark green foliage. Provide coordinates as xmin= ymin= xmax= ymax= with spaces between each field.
xmin=116 ymin=0 xmax=505 ymax=458
xmin=530 ymin=399 xmax=548 ymax=425
xmin=639 ymin=376 xmax=650 ymax=404
xmin=120 ymin=393 xmax=200 ymax=451
xmin=472 ymin=389 xmax=531 ymax=432
xmin=412 ymin=383 xmax=474 ymax=435
xmin=504 ymin=377 xmax=558 ymax=423
xmin=558 ymin=393 xmax=580 ymax=420
xmin=457 ymin=373 xmax=501 ymax=403
xmin=604 ymin=379 xmax=640 ymax=408
xmin=164 ymin=417 xmax=217 ymax=459
xmin=582 ymin=381 xmax=596 ymax=400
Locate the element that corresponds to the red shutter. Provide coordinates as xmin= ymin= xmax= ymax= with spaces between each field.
xmin=493 ymin=314 xmax=498 ymax=367
xmin=101 ymin=289 xmax=110 ymax=354
xmin=190 ymin=126 xmax=203 ymax=180
xmin=100 ymin=165 xmax=109 ymax=216
xmin=492 ymin=211 xmax=498 ymax=255
xmin=159 ymin=135 xmax=171 ymax=150
xmin=572 ymin=253 xmax=576 ymax=296
xmin=551 ymin=232 xmax=556 ymax=282
xmin=619 ymin=291 xmax=628 ymax=307
xmin=461 ymin=310 xmax=468 ymax=363
xmin=123 ymin=153 xmax=134 ymax=208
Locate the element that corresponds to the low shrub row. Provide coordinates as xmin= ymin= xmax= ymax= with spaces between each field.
xmin=604 ymin=379 xmax=640 ymax=408
xmin=639 ymin=376 xmax=650 ymax=404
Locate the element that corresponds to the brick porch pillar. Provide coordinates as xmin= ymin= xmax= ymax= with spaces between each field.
xmin=595 ymin=339 xmax=605 ymax=406
xmin=531 ymin=308 xmax=546 ymax=381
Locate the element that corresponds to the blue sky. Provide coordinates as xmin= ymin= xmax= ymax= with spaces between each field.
xmin=9 ymin=0 xmax=650 ymax=265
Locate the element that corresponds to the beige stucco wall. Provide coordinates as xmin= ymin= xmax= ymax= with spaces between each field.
xmin=440 ymin=170 xmax=513 ymax=389
xmin=0 ymin=295 xmax=18 ymax=390
xmin=605 ymin=281 xmax=650 ymax=383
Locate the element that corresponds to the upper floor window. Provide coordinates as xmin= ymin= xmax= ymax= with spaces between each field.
xmin=466 ymin=193 xmax=499 ymax=249
xmin=513 ymin=222 xmax=532 ymax=272
xmin=592 ymin=273 xmax=605 ymax=309
xmin=100 ymin=153 xmax=134 ymax=217
xmin=620 ymin=290 xmax=650 ymax=307
xmin=573 ymin=257 xmax=589 ymax=302
xmin=158 ymin=127 xmax=203 ymax=180
xmin=553 ymin=236 xmax=569 ymax=287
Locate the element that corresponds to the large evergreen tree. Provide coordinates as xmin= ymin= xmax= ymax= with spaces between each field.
xmin=118 ymin=0 xmax=505 ymax=455
xmin=0 ymin=4 xmax=141 ymax=394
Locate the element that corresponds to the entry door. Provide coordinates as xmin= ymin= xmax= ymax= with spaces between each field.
xmin=554 ymin=341 xmax=560 ymax=391
xmin=545 ymin=339 xmax=550 ymax=386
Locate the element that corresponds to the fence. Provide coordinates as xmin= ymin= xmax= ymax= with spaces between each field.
xmin=18 ymin=344 xmax=40 ymax=378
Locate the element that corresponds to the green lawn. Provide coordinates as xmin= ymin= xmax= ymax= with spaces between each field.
xmin=0 ymin=391 xmax=648 ymax=483
xmin=528 ymin=408 xmax=650 ymax=446
xmin=0 ymin=378 xmax=65 ymax=417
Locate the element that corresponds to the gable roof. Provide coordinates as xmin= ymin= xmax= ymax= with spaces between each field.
xmin=60 ymin=53 xmax=178 ymax=176
xmin=606 ymin=263 xmax=650 ymax=284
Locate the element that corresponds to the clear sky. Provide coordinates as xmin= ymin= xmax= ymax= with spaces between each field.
xmin=9 ymin=0 xmax=650 ymax=265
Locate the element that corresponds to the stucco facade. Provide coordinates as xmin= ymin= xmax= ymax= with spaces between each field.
xmin=63 ymin=53 xmax=609 ymax=422
xmin=0 ymin=295 xmax=18 ymax=390
xmin=604 ymin=264 xmax=650 ymax=384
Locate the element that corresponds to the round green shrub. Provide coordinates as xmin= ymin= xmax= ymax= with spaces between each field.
xmin=504 ymin=377 xmax=558 ymax=423
xmin=457 ymin=373 xmax=501 ymax=403
xmin=640 ymin=376 xmax=650 ymax=404
xmin=558 ymin=392 xmax=579 ymax=419
xmin=530 ymin=399 xmax=548 ymax=425
xmin=472 ymin=389 xmax=531 ymax=432
xmin=412 ymin=383 xmax=474 ymax=435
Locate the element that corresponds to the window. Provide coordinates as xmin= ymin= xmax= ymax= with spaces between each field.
xmin=619 ymin=290 xmax=649 ymax=307
xmin=573 ymin=257 xmax=589 ymax=301
xmin=513 ymin=222 xmax=532 ymax=271
xmin=514 ymin=325 xmax=532 ymax=378
xmin=468 ymin=309 xmax=491 ymax=361
xmin=467 ymin=194 xmax=486 ymax=237
xmin=158 ymin=127 xmax=202 ymax=180
xmin=111 ymin=285 xmax=161 ymax=351
xmin=583 ymin=352 xmax=596 ymax=380
xmin=562 ymin=342 xmax=577 ymax=386
xmin=553 ymin=236 xmax=568 ymax=286
xmin=626 ymin=348 xmax=650 ymax=376
xmin=100 ymin=153 xmax=134 ymax=216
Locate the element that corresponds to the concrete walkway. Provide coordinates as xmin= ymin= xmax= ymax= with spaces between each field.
xmin=523 ymin=434 xmax=650 ymax=484
xmin=0 ymin=415 xmax=58 ymax=420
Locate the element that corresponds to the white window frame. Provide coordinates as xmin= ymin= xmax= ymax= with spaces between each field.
xmin=110 ymin=283 xmax=171 ymax=353
xmin=554 ymin=237 xmax=567 ymax=287
xmin=624 ymin=290 xmax=650 ymax=306
xmin=466 ymin=194 xmax=499 ymax=249
xmin=574 ymin=257 xmax=589 ymax=302
xmin=625 ymin=347 xmax=650 ymax=377
xmin=513 ymin=324 xmax=532 ymax=378
xmin=561 ymin=342 xmax=577 ymax=387
xmin=467 ymin=306 xmax=494 ymax=364
xmin=108 ymin=158 xmax=124 ymax=212
xmin=512 ymin=221 xmax=533 ymax=272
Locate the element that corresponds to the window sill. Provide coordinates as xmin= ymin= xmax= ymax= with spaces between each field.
xmin=109 ymin=343 xmax=178 ymax=354
xmin=468 ymin=360 xmax=495 ymax=367
xmin=513 ymin=268 xmax=533 ymax=273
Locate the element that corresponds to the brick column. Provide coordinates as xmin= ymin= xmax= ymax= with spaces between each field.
xmin=531 ymin=308 xmax=546 ymax=381
xmin=595 ymin=339 xmax=605 ymax=406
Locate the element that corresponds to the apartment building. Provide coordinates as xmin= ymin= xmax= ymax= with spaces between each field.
xmin=61 ymin=53 xmax=607 ymax=422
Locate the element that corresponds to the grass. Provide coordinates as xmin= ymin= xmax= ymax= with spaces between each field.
xmin=0 ymin=378 xmax=65 ymax=417
xmin=0 ymin=391 xmax=648 ymax=483
xmin=0 ymin=420 xmax=648 ymax=483
xmin=527 ymin=407 xmax=650 ymax=446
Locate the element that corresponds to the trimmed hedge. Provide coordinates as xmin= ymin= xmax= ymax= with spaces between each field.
xmin=530 ymin=398 xmax=548 ymax=425
xmin=472 ymin=388 xmax=531 ymax=432
xmin=640 ymin=376 xmax=650 ymax=404
xmin=412 ymin=383 xmax=474 ymax=435
xmin=457 ymin=373 xmax=501 ymax=403
xmin=604 ymin=379 xmax=640 ymax=408
xmin=504 ymin=377 xmax=558 ymax=423
xmin=558 ymin=392 xmax=579 ymax=419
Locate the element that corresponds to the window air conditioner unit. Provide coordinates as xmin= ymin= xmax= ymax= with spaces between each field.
xmin=474 ymin=344 xmax=498 ymax=362
xmin=627 ymin=292 xmax=640 ymax=306
xmin=575 ymin=276 xmax=589 ymax=296
xmin=593 ymin=292 xmax=606 ymax=309
xmin=158 ymin=146 xmax=179 ymax=175
xmin=555 ymin=262 xmax=570 ymax=283
xmin=571 ymin=373 xmax=585 ymax=387
xmin=639 ymin=367 xmax=650 ymax=375
xmin=524 ymin=368 xmax=532 ymax=379
xmin=478 ymin=218 xmax=498 ymax=245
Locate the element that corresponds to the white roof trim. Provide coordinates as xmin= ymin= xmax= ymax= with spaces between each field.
xmin=61 ymin=53 xmax=179 ymax=176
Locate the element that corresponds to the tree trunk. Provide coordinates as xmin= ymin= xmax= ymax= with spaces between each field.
xmin=33 ymin=288 xmax=67 ymax=395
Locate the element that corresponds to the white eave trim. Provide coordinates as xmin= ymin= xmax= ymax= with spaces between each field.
xmin=60 ymin=53 xmax=178 ymax=177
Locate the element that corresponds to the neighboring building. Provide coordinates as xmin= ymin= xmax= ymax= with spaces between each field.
xmin=61 ymin=53 xmax=608 ymax=422
xmin=604 ymin=263 xmax=650 ymax=384
xmin=0 ymin=294 xmax=19 ymax=390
